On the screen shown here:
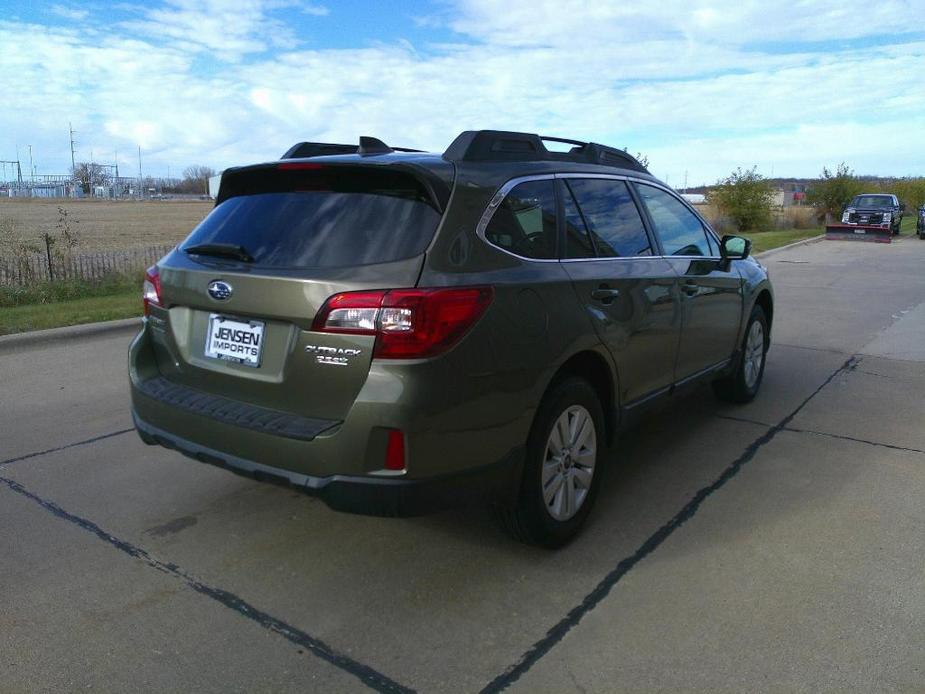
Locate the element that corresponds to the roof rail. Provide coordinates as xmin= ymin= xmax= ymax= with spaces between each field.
xmin=281 ymin=137 xmax=423 ymax=160
xmin=442 ymin=130 xmax=649 ymax=173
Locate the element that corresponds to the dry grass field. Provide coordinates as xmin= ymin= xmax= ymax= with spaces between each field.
xmin=694 ymin=203 xmax=819 ymax=231
xmin=0 ymin=198 xmax=211 ymax=252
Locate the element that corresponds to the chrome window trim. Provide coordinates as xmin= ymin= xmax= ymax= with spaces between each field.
xmin=475 ymin=172 xmax=726 ymax=264
xmin=475 ymin=174 xmax=560 ymax=264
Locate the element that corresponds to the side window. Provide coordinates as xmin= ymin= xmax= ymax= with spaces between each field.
xmin=704 ymin=230 xmax=719 ymax=255
xmin=560 ymin=181 xmax=595 ymax=259
xmin=635 ymin=184 xmax=714 ymax=257
xmin=565 ymin=179 xmax=652 ymax=257
xmin=484 ymin=180 xmax=557 ymax=259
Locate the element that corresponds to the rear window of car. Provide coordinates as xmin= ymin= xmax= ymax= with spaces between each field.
xmin=181 ymin=167 xmax=443 ymax=268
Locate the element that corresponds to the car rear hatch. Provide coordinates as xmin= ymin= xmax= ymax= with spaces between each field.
xmin=145 ymin=159 xmax=451 ymax=423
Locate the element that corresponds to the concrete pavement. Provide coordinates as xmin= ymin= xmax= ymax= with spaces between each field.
xmin=2 ymin=235 xmax=923 ymax=693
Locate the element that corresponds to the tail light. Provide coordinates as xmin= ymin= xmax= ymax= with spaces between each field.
xmin=143 ymin=265 xmax=162 ymax=316
xmin=312 ymin=287 xmax=493 ymax=359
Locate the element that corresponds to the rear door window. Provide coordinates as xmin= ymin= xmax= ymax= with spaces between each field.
xmin=484 ymin=180 xmax=558 ymax=259
xmin=561 ymin=181 xmax=596 ymax=259
xmin=565 ymin=178 xmax=652 ymax=257
xmin=181 ymin=168 xmax=442 ymax=268
xmin=634 ymin=184 xmax=714 ymax=257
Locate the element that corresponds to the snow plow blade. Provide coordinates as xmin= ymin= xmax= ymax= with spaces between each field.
xmin=825 ymin=224 xmax=892 ymax=243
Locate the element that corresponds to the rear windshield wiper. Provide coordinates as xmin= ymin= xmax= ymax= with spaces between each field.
xmin=183 ymin=242 xmax=254 ymax=263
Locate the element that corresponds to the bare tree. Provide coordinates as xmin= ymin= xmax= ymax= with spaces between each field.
xmin=182 ymin=165 xmax=217 ymax=194
xmin=72 ymin=162 xmax=112 ymax=194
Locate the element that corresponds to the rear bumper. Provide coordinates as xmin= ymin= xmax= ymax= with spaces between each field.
xmin=134 ymin=411 xmax=523 ymax=517
xmin=825 ymin=224 xmax=893 ymax=243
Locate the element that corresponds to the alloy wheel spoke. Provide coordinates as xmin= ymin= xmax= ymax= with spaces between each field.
xmin=552 ymin=478 xmax=567 ymax=515
xmin=542 ymin=457 xmax=560 ymax=486
xmin=573 ymin=416 xmax=593 ymax=450
xmin=572 ymin=465 xmax=593 ymax=488
xmin=556 ymin=414 xmax=571 ymax=452
xmin=544 ymin=473 xmax=565 ymax=505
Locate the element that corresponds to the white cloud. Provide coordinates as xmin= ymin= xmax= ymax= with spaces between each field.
xmin=1 ymin=1 xmax=924 ymax=185
xmin=118 ymin=0 xmax=305 ymax=60
xmin=302 ymin=3 xmax=329 ymax=17
xmin=49 ymin=4 xmax=90 ymax=21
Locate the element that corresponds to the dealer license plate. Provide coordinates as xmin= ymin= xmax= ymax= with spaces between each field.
xmin=204 ymin=314 xmax=265 ymax=368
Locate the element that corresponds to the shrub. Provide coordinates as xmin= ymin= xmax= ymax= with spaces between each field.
xmin=707 ymin=167 xmax=775 ymax=232
xmin=806 ymin=163 xmax=864 ymax=221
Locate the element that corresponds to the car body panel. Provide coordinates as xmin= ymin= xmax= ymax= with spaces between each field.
xmin=665 ymin=257 xmax=744 ymax=380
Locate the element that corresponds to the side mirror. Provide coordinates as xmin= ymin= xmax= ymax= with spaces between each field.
xmin=721 ymin=235 xmax=751 ymax=261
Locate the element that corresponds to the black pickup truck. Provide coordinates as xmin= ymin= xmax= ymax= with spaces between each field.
xmin=841 ymin=193 xmax=904 ymax=236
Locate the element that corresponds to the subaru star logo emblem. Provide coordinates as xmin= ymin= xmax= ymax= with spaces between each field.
xmin=207 ymin=280 xmax=233 ymax=301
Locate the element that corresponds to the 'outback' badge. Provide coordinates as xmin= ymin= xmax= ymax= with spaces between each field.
xmin=207 ymin=280 xmax=233 ymax=301
xmin=305 ymin=344 xmax=362 ymax=367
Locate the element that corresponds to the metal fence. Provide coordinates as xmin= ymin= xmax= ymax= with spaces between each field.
xmin=0 ymin=244 xmax=174 ymax=286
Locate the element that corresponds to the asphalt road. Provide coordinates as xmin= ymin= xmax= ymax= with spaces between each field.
xmin=2 ymin=235 xmax=924 ymax=693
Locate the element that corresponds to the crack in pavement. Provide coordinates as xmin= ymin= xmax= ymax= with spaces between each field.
xmin=0 ymin=476 xmax=415 ymax=694
xmin=772 ymin=343 xmax=852 ymax=356
xmin=479 ymin=355 xmax=862 ymax=694
xmin=715 ymin=413 xmax=774 ymax=428
xmin=0 ymin=428 xmax=134 ymax=469
xmin=782 ymin=426 xmax=925 ymax=456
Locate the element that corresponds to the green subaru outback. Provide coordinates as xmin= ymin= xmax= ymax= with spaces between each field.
xmin=130 ymin=130 xmax=773 ymax=547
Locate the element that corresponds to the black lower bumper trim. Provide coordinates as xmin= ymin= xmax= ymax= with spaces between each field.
xmin=134 ymin=413 xmax=523 ymax=517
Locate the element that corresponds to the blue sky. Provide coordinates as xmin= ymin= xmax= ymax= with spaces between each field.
xmin=1 ymin=0 xmax=924 ymax=186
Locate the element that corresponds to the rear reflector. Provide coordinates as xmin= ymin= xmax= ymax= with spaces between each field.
xmin=312 ymin=287 xmax=493 ymax=359
xmin=143 ymin=265 xmax=162 ymax=316
xmin=385 ymin=429 xmax=406 ymax=471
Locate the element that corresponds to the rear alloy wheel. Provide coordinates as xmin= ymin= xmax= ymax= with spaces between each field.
xmin=543 ymin=405 xmax=597 ymax=521
xmin=713 ymin=304 xmax=769 ymax=404
xmin=499 ymin=377 xmax=604 ymax=548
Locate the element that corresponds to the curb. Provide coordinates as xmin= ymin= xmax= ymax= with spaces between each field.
xmin=0 ymin=317 xmax=142 ymax=352
xmin=755 ymin=234 xmax=825 ymax=259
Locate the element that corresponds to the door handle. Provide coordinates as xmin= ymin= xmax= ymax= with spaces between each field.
xmin=591 ymin=287 xmax=620 ymax=303
xmin=681 ymin=282 xmax=699 ymax=297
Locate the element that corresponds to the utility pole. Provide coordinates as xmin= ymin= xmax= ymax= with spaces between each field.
xmin=137 ymin=146 xmax=143 ymax=199
xmin=28 ymin=145 xmax=34 ymax=182
xmin=68 ymin=122 xmax=77 ymax=174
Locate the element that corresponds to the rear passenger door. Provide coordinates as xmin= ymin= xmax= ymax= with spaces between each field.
xmin=633 ymin=183 xmax=744 ymax=382
xmin=558 ymin=176 xmax=682 ymax=407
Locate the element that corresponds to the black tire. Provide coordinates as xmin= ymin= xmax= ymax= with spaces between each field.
xmin=498 ymin=377 xmax=605 ymax=548
xmin=713 ymin=304 xmax=769 ymax=404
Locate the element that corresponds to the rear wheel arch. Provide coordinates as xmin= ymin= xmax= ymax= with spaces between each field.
xmin=543 ymin=350 xmax=618 ymax=446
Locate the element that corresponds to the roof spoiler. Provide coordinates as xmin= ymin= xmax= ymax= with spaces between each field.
xmin=442 ymin=130 xmax=649 ymax=173
xmin=281 ymin=137 xmax=423 ymax=160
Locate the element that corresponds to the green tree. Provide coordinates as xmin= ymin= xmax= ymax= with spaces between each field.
xmin=806 ymin=163 xmax=864 ymax=222
xmin=891 ymin=177 xmax=925 ymax=213
xmin=707 ymin=166 xmax=774 ymax=232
